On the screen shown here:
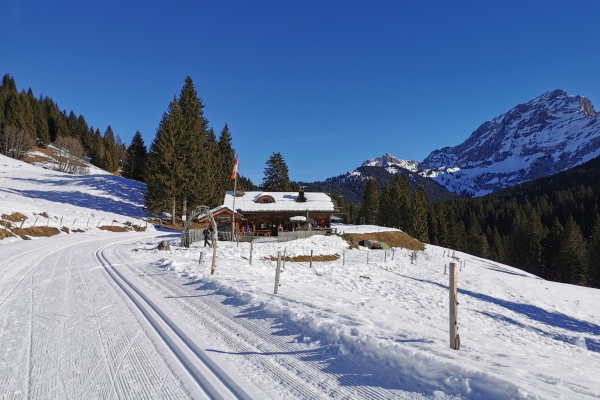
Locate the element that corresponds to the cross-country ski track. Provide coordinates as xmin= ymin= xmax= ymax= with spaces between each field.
xmin=0 ymin=231 xmax=431 ymax=399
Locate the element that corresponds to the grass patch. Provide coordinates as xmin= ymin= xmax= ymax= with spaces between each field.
xmin=345 ymin=231 xmax=424 ymax=251
xmin=265 ymin=254 xmax=340 ymax=262
xmin=12 ymin=226 xmax=61 ymax=240
xmin=0 ymin=229 xmax=15 ymax=240
xmin=99 ymin=226 xmax=129 ymax=232
xmin=2 ymin=212 xmax=27 ymax=223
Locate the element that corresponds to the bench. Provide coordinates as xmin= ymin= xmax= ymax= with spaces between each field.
xmin=255 ymin=230 xmax=271 ymax=236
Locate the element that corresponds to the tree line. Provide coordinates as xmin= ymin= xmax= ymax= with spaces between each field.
xmin=347 ymin=155 xmax=600 ymax=288
xmin=0 ymin=73 xmax=125 ymax=172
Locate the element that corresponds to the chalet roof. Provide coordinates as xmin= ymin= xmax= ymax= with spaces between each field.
xmin=223 ymin=191 xmax=334 ymax=212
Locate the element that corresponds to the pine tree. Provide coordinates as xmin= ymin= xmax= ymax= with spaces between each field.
xmin=262 ymin=152 xmax=292 ymax=191
xmin=122 ymin=131 xmax=147 ymax=182
xmin=218 ymin=123 xmax=235 ymax=196
xmin=560 ymin=216 xmax=588 ymax=286
xmin=102 ymin=125 xmax=119 ymax=172
xmin=378 ymin=182 xmax=393 ymax=226
xmin=18 ymin=91 xmax=36 ymax=140
xmin=26 ymin=89 xmax=50 ymax=147
xmin=411 ymin=186 xmax=430 ymax=243
xmin=359 ymin=178 xmax=380 ymax=225
xmin=145 ymin=97 xmax=185 ymax=224
xmin=588 ymin=215 xmax=600 ymax=288
xmin=177 ymin=76 xmax=213 ymax=210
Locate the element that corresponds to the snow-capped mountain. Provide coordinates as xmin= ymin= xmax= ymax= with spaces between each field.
xmin=361 ymin=154 xmax=420 ymax=174
xmin=419 ymin=89 xmax=600 ymax=196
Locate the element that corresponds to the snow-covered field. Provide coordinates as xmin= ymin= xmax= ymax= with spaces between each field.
xmin=1 ymin=154 xmax=599 ymax=399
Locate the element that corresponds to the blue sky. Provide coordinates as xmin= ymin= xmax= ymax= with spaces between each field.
xmin=3 ymin=1 xmax=599 ymax=184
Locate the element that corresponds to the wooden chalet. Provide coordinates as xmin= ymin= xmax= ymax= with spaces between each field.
xmin=199 ymin=188 xmax=336 ymax=236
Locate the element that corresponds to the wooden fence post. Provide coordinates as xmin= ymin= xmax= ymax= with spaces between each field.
xmin=309 ymin=250 xmax=313 ymax=268
xmin=274 ymin=251 xmax=282 ymax=294
xmin=199 ymin=252 xmax=204 ymax=264
xmin=249 ymin=241 xmax=253 ymax=265
xmin=33 ymin=217 xmax=39 ymax=227
xmin=449 ymin=262 xmax=459 ymax=350
xmin=283 ymin=249 xmax=286 ymax=269
xmin=384 ymin=251 xmax=387 ymax=262
xmin=392 ymin=249 xmax=395 ymax=260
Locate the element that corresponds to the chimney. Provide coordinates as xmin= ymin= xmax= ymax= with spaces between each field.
xmin=297 ymin=188 xmax=306 ymax=203
xmin=234 ymin=185 xmax=244 ymax=197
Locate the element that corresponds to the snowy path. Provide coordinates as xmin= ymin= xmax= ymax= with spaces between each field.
xmin=0 ymin=232 xmax=434 ymax=399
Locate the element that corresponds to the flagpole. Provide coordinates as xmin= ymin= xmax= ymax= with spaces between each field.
xmin=231 ymin=154 xmax=238 ymax=242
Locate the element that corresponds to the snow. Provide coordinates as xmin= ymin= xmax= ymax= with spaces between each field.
xmin=1 ymin=154 xmax=600 ymax=399
xmin=223 ymin=190 xmax=334 ymax=212
xmin=0 ymin=154 xmax=150 ymax=245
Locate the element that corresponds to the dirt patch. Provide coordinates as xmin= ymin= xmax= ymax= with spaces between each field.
xmin=12 ymin=226 xmax=61 ymax=240
xmin=2 ymin=212 xmax=27 ymax=222
xmin=72 ymin=228 xmax=85 ymax=233
xmin=0 ymin=229 xmax=15 ymax=240
xmin=265 ymin=254 xmax=340 ymax=262
xmin=36 ymin=212 xmax=49 ymax=218
xmin=61 ymin=227 xmax=70 ymax=234
xmin=344 ymin=231 xmax=424 ymax=251
xmin=99 ymin=226 xmax=129 ymax=232
xmin=132 ymin=225 xmax=146 ymax=232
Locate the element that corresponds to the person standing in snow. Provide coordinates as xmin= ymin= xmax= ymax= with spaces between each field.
xmin=203 ymin=223 xmax=212 ymax=248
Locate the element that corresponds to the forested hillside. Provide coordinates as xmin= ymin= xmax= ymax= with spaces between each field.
xmin=301 ymin=165 xmax=457 ymax=205
xmin=0 ymin=73 xmax=125 ymax=172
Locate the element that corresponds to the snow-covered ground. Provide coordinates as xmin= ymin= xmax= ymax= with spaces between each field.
xmin=1 ymin=154 xmax=599 ymax=399
xmin=0 ymin=154 xmax=150 ymax=240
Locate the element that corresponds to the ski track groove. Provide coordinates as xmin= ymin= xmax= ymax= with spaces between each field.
xmin=110 ymin=243 xmax=400 ymax=400
xmin=0 ymin=235 xmax=189 ymax=400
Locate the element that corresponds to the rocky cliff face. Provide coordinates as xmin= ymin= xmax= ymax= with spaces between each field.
xmin=418 ymin=90 xmax=600 ymax=196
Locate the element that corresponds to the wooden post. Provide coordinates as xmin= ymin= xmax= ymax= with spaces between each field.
xmin=249 ymin=241 xmax=253 ymax=265
xmin=46 ymin=217 xmax=49 ymax=227
xmin=33 ymin=217 xmax=38 ymax=227
xmin=199 ymin=252 xmax=204 ymax=264
xmin=392 ymin=249 xmax=395 ymax=260
xmin=309 ymin=250 xmax=313 ymax=268
xmin=449 ymin=262 xmax=459 ymax=350
xmin=60 ymin=216 xmax=63 ymax=225
xmin=444 ymin=264 xmax=447 ymax=275
xmin=443 ymin=250 xmax=445 ymax=257
xmin=384 ymin=251 xmax=387 ymax=262
xmin=237 ymin=233 xmax=240 ymax=247
xmin=274 ymin=251 xmax=282 ymax=294
xmin=87 ymin=218 xmax=89 ymax=228
xmin=97 ymin=220 xmax=102 ymax=227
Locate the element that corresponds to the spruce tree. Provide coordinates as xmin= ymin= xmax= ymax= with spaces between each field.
xmin=411 ymin=186 xmax=430 ymax=243
xmin=359 ymin=178 xmax=380 ymax=225
xmin=262 ymin=152 xmax=292 ymax=191
xmin=102 ymin=125 xmax=119 ymax=172
xmin=218 ymin=123 xmax=235 ymax=196
xmin=560 ymin=216 xmax=588 ymax=286
xmin=145 ymin=97 xmax=185 ymax=224
xmin=122 ymin=131 xmax=147 ymax=182
xmin=177 ymin=76 xmax=213 ymax=210
xmin=27 ymin=89 xmax=50 ymax=147
xmin=378 ymin=182 xmax=394 ymax=226
xmin=588 ymin=215 xmax=600 ymax=288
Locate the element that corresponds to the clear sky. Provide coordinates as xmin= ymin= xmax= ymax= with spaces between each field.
xmin=3 ymin=1 xmax=599 ymax=184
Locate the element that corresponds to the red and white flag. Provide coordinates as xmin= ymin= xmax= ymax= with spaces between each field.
xmin=231 ymin=154 xmax=239 ymax=179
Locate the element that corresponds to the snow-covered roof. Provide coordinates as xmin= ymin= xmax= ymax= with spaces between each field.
xmin=223 ymin=191 xmax=334 ymax=212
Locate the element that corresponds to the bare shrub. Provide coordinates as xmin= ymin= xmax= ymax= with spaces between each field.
xmin=0 ymin=126 xmax=34 ymax=160
xmin=52 ymin=136 xmax=89 ymax=175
